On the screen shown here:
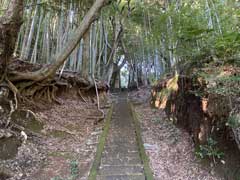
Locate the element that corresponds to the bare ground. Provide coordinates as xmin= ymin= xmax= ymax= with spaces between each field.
xmin=1 ymin=95 xmax=109 ymax=180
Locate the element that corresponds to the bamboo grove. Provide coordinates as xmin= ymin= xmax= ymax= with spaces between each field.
xmin=0 ymin=0 xmax=239 ymax=90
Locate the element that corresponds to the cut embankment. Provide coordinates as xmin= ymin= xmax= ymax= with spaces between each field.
xmin=150 ymin=67 xmax=240 ymax=179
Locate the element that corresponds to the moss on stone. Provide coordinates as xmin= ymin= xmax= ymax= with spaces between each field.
xmin=88 ymin=105 xmax=113 ymax=180
xmin=11 ymin=109 xmax=44 ymax=133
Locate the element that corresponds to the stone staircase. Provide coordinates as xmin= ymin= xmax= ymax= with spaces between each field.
xmin=96 ymin=96 xmax=145 ymax=180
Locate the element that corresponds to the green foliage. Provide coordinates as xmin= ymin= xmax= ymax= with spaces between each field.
xmin=152 ymin=117 xmax=161 ymax=123
xmin=70 ymin=160 xmax=79 ymax=179
xmin=195 ymin=137 xmax=224 ymax=164
xmin=50 ymin=160 xmax=79 ymax=180
xmin=51 ymin=177 xmax=63 ymax=180
xmin=125 ymin=0 xmax=240 ymax=74
xmin=215 ymin=32 xmax=240 ymax=58
xmin=227 ymin=114 xmax=240 ymax=128
xmin=208 ymin=75 xmax=240 ymax=96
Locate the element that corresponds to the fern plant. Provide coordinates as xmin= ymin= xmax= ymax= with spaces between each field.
xmin=195 ymin=137 xmax=224 ymax=164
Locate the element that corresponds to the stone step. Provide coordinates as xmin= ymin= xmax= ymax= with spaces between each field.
xmin=109 ymin=124 xmax=134 ymax=127
xmin=103 ymin=148 xmax=138 ymax=153
xmin=106 ymin=135 xmax=137 ymax=140
xmin=99 ymin=165 xmax=144 ymax=176
xmin=104 ymin=144 xmax=139 ymax=150
xmin=103 ymin=146 xmax=139 ymax=151
xmin=96 ymin=174 xmax=146 ymax=180
xmin=102 ymin=152 xmax=140 ymax=160
xmin=106 ymin=139 xmax=138 ymax=145
xmin=109 ymin=130 xmax=134 ymax=133
xmin=94 ymin=97 xmax=147 ymax=180
xmin=101 ymin=156 xmax=142 ymax=165
xmin=106 ymin=136 xmax=136 ymax=140
xmin=102 ymin=149 xmax=139 ymax=155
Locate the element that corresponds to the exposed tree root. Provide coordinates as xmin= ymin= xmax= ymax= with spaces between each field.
xmin=93 ymin=76 xmax=105 ymax=124
xmin=78 ymin=89 xmax=87 ymax=103
xmin=94 ymin=109 xmax=105 ymax=125
xmin=1 ymin=72 xmax=108 ymax=108
xmin=0 ymin=60 xmax=109 ymax=136
xmin=0 ymin=76 xmax=19 ymax=129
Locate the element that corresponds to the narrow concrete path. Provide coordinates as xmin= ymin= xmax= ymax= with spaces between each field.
xmin=96 ymin=94 xmax=145 ymax=180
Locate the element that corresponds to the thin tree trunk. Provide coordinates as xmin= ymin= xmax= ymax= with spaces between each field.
xmin=31 ymin=7 xmax=43 ymax=63
xmin=20 ymin=0 xmax=32 ymax=59
xmin=56 ymin=2 xmax=64 ymax=54
xmin=77 ymin=39 xmax=83 ymax=72
xmin=22 ymin=0 xmax=40 ymax=60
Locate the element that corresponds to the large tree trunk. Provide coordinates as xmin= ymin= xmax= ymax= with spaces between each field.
xmin=10 ymin=0 xmax=109 ymax=82
xmin=0 ymin=0 xmax=23 ymax=75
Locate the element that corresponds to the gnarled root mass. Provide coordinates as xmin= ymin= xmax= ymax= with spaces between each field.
xmin=1 ymin=58 xmax=108 ymax=102
xmin=0 ymin=58 xmax=109 ymax=135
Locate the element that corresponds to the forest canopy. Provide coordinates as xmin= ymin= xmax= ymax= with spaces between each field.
xmin=0 ymin=0 xmax=239 ymax=89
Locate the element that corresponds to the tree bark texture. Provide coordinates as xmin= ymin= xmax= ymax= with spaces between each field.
xmin=0 ymin=0 xmax=23 ymax=70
